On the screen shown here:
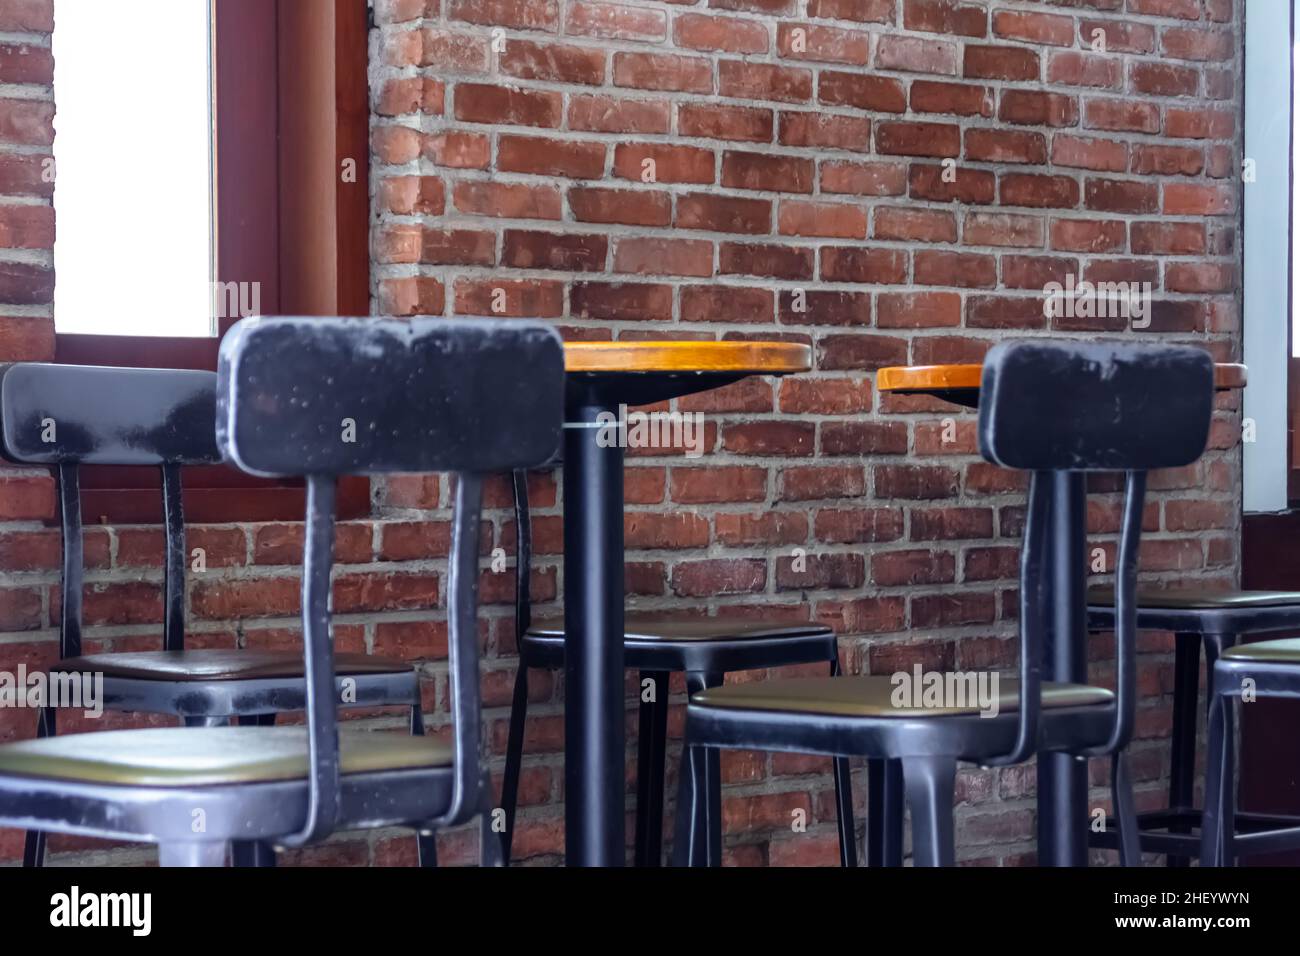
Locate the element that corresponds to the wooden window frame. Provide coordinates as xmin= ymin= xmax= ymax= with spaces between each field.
xmin=53 ymin=0 xmax=370 ymax=523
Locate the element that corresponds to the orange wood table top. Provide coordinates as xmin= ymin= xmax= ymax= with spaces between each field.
xmin=564 ymin=340 xmax=812 ymax=375
xmin=878 ymin=361 xmax=1246 ymax=406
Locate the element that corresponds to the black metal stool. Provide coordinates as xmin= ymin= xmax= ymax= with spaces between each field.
xmin=1202 ymin=637 xmax=1300 ymax=864
xmin=500 ymin=468 xmax=857 ymax=866
xmin=1086 ymin=588 xmax=1300 ymax=864
xmin=673 ymin=340 xmax=1215 ymax=866
xmin=0 ymin=362 xmax=423 ymax=867
xmin=0 ymin=316 xmax=565 ymax=865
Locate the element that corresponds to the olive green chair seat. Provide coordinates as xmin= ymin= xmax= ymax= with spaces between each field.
xmin=1221 ymin=638 xmax=1300 ymax=663
xmin=0 ymin=726 xmax=451 ymax=787
xmin=691 ymin=676 xmax=1112 ymax=718
xmin=1088 ymin=586 xmax=1300 ymax=610
xmin=56 ymin=649 xmax=412 ymax=682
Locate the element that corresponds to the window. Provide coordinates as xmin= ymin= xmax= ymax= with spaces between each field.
xmin=49 ymin=0 xmax=371 ymax=521
xmin=53 ymin=0 xmax=213 ymax=337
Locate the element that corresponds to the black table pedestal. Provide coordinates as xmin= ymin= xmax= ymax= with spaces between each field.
xmin=562 ymin=398 xmax=625 ymax=866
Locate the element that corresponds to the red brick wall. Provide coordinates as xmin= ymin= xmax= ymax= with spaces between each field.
xmin=369 ymin=0 xmax=1243 ymax=865
xmin=0 ymin=0 xmax=1243 ymax=866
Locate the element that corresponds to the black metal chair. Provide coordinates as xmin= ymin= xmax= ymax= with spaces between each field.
xmin=0 ymin=362 xmax=425 ymax=867
xmin=0 ymin=316 xmax=565 ymax=865
xmin=1201 ymin=637 xmax=1300 ymax=865
xmin=672 ymin=340 xmax=1215 ymax=866
xmin=500 ymin=467 xmax=858 ymax=866
xmin=1086 ymin=588 xmax=1300 ymax=864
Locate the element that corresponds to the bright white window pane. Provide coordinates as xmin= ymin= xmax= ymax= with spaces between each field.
xmin=53 ymin=0 xmax=212 ymax=337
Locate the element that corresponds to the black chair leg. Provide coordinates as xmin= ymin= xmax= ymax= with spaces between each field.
xmin=22 ymin=705 xmax=55 ymax=867
xmin=499 ymin=664 xmax=530 ymax=864
xmin=901 ymin=755 xmax=956 ymax=867
xmin=672 ymin=737 xmax=721 ymax=866
xmin=867 ymin=757 xmax=905 ymax=866
xmin=159 ymin=841 xmax=230 ymax=867
xmin=1200 ymin=691 xmax=1234 ymax=867
xmin=825 ymin=656 xmax=857 ymax=868
xmin=1166 ymin=633 xmax=1200 ymax=866
xmin=1111 ymin=751 xmax=1142 ymax=867
xmin=634 ymin=670 xmax=670 ymax=867
xmin=672 ymin=671 xmax=725 ymax=867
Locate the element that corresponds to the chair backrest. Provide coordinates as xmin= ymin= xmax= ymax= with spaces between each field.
xmin=0 ymin=363 xmax=220 ymax=658
xmin=977 ymin=340 xmax=1213 ymax=766
xmin=217 ymin=316 xmax=565 ymax=845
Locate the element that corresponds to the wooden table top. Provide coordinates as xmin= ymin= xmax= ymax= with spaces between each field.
xmin=878 ymin=362 xmax=1248 ymax=393
xmin=564 ymin=340 xmax=812 ymax=375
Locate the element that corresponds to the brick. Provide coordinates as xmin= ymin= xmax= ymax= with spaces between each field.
xmin=777 ymin=289 xmax=870 ymax=325
xmin=613 ymin=52 xmax=713 ymax=93
xmin=806 ymin=0 xmax=894 ymax=23
xmin=680 ymin=103 xmax=773 ymax=142
xmin=1084 ymin=178 xmax=1158 ymax=214
xmin=913 ymin=250 xmax=996 ymax=288
xmin=903 ymin=0 xmax=987 ymax=38
xmin=568 ymin=94 xmax=670 ymax=133
xmin=570 ymin=281 xmax=673 ymax=321
xmin=1081 ymin=20 xmax=1155 ymax=54
xmin=963 ymin=212 xmax=1044 ymax=248
xmin=998 ymin=90 xmax=1078 ymax=127
xmin=613 ymin=143 xmax=714 ymax=184
xmin=0 ymin=0 xmax=52 ymax=31
xmin=1165 ymin=262 xmax=1235 ymax=294
xmin=719 ymin=60 xmax=813 ymax=103
xmin=676 ymin=13 xmax=769 ymax=54
xmin=777 ymin=23 xmax=871 ymax=65
xmin=1046 ymin=52 xmax=1122 ymax=89
xmin=1001 ymin=254 xmax=1076 ymax=290
xmin=1000 ymin=173 xmax=1080 ymax=209
xmin=822 ymin=160 xmax=907 ymax=196
xmin=0 ymin=203 xmax=52 ymax=249
xmin=1130 ymin=62 xmax=1198 ymax=97
xmin=676 ymin=192 xmax=771 ymax=233
xmin=964 ymin=45 xmax=1038 ymax=81
xmin=965 ymin=129 xmax=1046 ymax=164
xmin=778 ymin=464 xmax=866 ymax=501
xmin=0 ymin=43 xmax=57 ymax=86
xmin=379 ymin=277 xmax=444 ymax=315
xmin=1130 ymin=221 xmax=1206 ymax=255
xmin=874 ymin=35 xmax=958 ymax=75
xmin=453 ymin=83 xmax=561 ymax=127
xmin=875 ymin=121 xmax=959 ymax=158
xmin=0 ymin=261 xmax=52 ymax=304
xmin=1050 ymin=219 xmax=1126 ymax=253
xmin=614 ymin=237 xmax=713 ymax=277
xmin=818 ymin=71 xmax=906 ymax=113
xmin=993 ymin=10 xmax=1073 ymax=47
xmin=498 ymin=135 xmax=605 ymax=178
xmin=779 ymin=200 xmax=867 ymax=239
xmin=778 ymin=379 xmax=872 ymax=415
xmin=966 ymin=294 xmax=1047 ymax=330
xmin=569 ymin=186 xmax=671 ymax=226
xmin=910 ymin=81 xmax=993 ymax=118
xmin=909 ymin=164 xmax=996 ymax=203
xmin=1051 ymin=134 xmax=1127 ymax=172
xmin=820 ymin=247 xmax=907 ymax=284
xmin=422 ymin=130 xmax=491 ymax=168
xmin=671 ymin=466 xmax=768 ymax=503
xmin=448 ymin=0 xmax=559 ymax=31
xmin=1161 ymin=27 xmax=1235 ymax=62
xmin=722 ymin=151 xmax=814 ymax=193
xmin=872 ymin=206 xmax=956 ymax=243
xmin=778 ymin=111 xmax=870 ymax=152
xmin=1127 ymin=0 xmax=1200 ymax=20
xmin=872 ymin=549 xmax=956 ymax=586
xmin=821 ymin=421 xmax=908 ymax=454
xmin=415 ymin=30 xmax=490 ymax=70
xmin=720 ymin=242 xmax=814 ymax=280
xmin=1085 ymin=99 xmax=1159 ymax=134
xmin=1130 ymin=144 xmax=1204 ymax=176
xmin=818 ymin=334 xmax=908 ymax=371
xmin=452 ymin=181 xmax=562 ymax=219
xmin=565 ymin=2 xmax=667 ymax=41
xmin=453 ymin=278 xmax=564 ymax=317
xmin=499 ymin=40 xmax=606 ymax=85
xmin=876 ymin=291 xmax=961 ymax=328
xmin=502 ymin=230 xmax=607 ymax=271
xmin=1165 ymin=108 xmax=1234 ymax=140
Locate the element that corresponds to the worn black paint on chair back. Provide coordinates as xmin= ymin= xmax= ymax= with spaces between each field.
xmin=978 ymin=341 xmax=1212 ymax=765
xmin=216 ymin=316 xmax=564 ymax=477
xmin=977 ymin=341 xmax=1213 ymax=472
xmin=0 ymin=364 xmax=220 ymax=658
xmin=217 ymin=316 xmax=565 ymax=843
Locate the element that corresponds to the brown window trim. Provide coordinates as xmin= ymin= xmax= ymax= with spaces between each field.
xmin=54 ymin=0 xmax=371 ymax=524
